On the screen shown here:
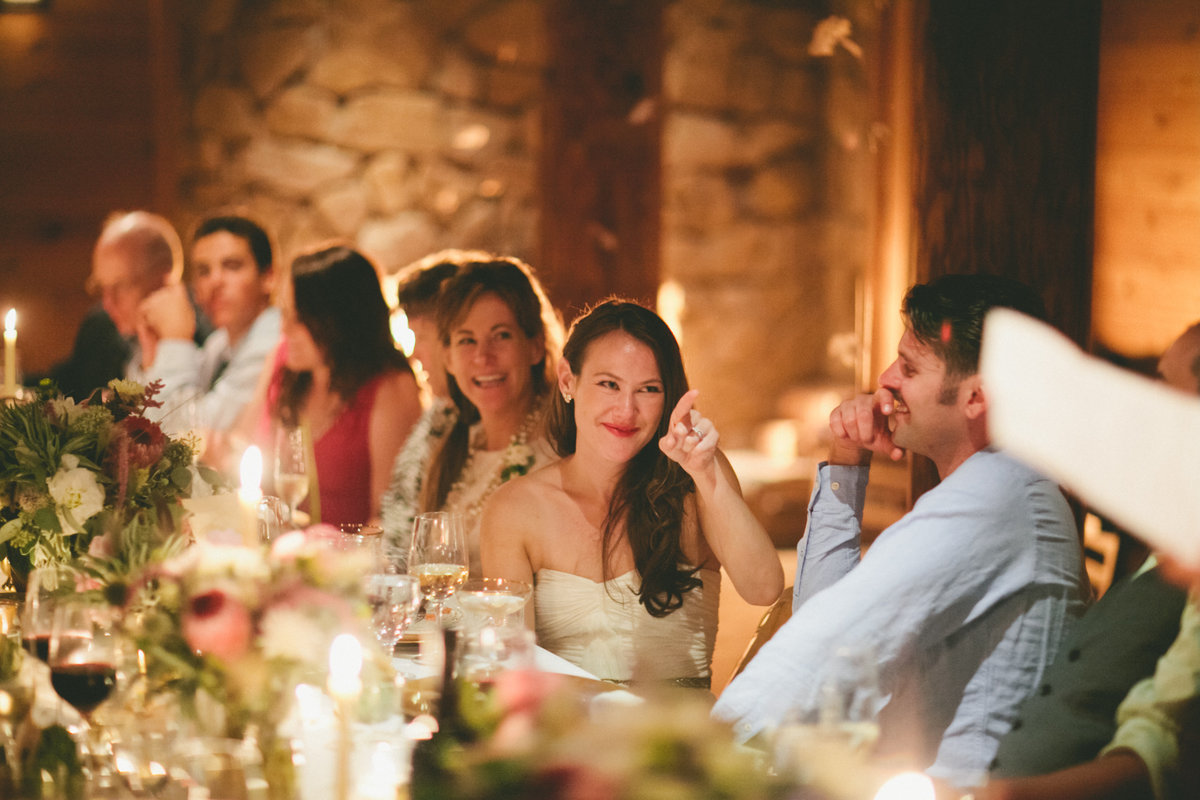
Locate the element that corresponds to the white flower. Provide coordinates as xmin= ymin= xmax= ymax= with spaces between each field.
xmin=45 ymin=454 xmax=105 ymax=534
xmin=48 ymin=397 xmax=85 ymax=426
xmin=260 ymin=607 xmax=329 ymax=668
xmin=108 ymin=378 xmax=145 ymax=400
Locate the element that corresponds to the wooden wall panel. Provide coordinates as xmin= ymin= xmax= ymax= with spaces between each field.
xmin=0 ymin=1 xmax=155 ymax=376
xmin=1092 ymin=0 xmax=1200 ymax=355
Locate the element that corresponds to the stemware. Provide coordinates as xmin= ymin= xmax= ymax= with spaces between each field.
xmin=364 ymin=573 xmax=423 ymax=654
xmin=22 ymin=564 xmax=78 ymax=663
xmin=338 ymin=523 xmax=387 ymax=573
xmin=407 ymin=512 xmax=469 ymax=626
xmin=457 ymin=626 xmax=536 ymax=687
xmin=48 ymin=598 xmax=121 ymax=784
xmin=273 ymin=424 xmax=310 ymax=525
xmin=457 ymin=578 xmax=532 ymax=631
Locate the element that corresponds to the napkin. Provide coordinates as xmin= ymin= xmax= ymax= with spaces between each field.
xmin=981 ymin=308 xmax=1200 ymax=569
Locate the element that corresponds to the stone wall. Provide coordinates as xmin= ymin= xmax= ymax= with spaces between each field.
xmin=661 ymin=0 xmax=879 ymax=447
xmin=174 ymin=0 xmax=881 ymax=449
xmin=177 ymin=0 xmax=546 ymax=275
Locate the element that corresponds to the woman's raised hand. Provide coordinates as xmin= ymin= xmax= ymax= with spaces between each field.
xmin=659 ymin=389 xmax=718 ymax=476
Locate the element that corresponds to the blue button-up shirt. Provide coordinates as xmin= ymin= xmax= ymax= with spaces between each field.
xmin=713 ymin=449 xmax=1088 ymax=787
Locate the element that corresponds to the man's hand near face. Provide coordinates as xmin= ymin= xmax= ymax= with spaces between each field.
xmin=136 ymin=283 xmax=196 ymax=369
xmin=827 ymin=387 xmax=906 ymax=465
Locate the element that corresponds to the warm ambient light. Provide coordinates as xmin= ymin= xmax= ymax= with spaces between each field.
xmin=0 ymin=0 xmax=52 ymax=11
xmin=873 ymin=772 xmax=935 ymax=800
xmin=328 ymin=633 xmax=363 ymax=700
xmin=239 ymin=446 xmax=262 ymax=495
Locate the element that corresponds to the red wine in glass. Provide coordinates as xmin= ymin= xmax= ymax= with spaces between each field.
xmin=23 ymin=634 xmax=50 ymax=662
xmin=50 ymin=662 xmax=117 ymax=715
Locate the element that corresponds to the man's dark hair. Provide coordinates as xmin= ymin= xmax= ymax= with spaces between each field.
xmin=395 ymin=260 xmax=462 ymax=318
xmin=193 ymin=214 xmax=273 ymax=274
xmin=903 ymin=273 xmax=1046 ymax=379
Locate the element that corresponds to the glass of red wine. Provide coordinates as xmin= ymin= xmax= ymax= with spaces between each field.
xmin=49 ymin=597 xmax=121 ymax=785
xmin=21 ymin=564 xmax=78 ymax=663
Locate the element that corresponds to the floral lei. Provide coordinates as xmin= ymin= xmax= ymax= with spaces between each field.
xmin=447 ymin=408 xmax=540 ymax=522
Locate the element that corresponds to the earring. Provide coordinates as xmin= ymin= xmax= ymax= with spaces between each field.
xmin=562 ymin=392 xmax=573 ymax=404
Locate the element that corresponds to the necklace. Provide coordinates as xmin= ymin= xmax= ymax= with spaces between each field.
xmin=445 ymin=408 xmax=541 ymax=524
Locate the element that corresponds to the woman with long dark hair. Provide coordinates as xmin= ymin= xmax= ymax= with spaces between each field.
xmin=396 ymin=257 xmax=563 ymax=576
xmin=481 ymin=299 xmax=782 ymax=687
xmin=265 ymin=244 xmax=422 ymax=525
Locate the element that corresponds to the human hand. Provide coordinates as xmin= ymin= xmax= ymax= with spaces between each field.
xmin=659 ymin=389 xmax=718 ymax=477
xmin=1157 ymin=553 xmax=1200 ymax=595
xmin=138 ymin=283 xmax=196 ymax=342
xmin=828 ymin=388 xmax=905 ymax=465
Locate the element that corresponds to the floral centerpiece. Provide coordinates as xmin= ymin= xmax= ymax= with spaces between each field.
xmin=0 ymin=379 xmax=214 ymax=584
xmin=121 ymin=529 xmax=375 ymax=800
xmin=415 ymin=672 xmax=802 ymax=800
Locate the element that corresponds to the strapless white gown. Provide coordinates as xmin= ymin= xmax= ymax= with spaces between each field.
xmin=534 ymin=567 xmax=720 ymax=686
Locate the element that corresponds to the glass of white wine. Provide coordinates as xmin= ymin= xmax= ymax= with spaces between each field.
xmin=407 ymin=512 xmax=468 ymax=627
xmin=273 ymin=425 xmax=309 ymax=525
xmin=457 ymin=578 xmax=532 ymax=631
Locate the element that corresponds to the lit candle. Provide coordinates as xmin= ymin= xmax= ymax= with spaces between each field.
xmin=238 ymin=446 xmax=263 ymax=547
xmin=328 ymin=633 xmax=363 ymax=800
xmin=4 ymin=309 xmax=16 ymax=398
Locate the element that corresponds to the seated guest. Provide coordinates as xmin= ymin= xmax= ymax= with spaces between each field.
xmin=957 ymin=318 xmax=1200 ymax=800
xmin=131 ymin=214 xmax=280 ymax=451
xmin=482 ymin=300 xmax=783 ymax=688
xmin=381 ymin=250 xmax=489 ymax=568
xmin=255 ymin=245 xmax=421 ymax=526
xmin=44 ymin=210 xmax=208 ymax=398
xmin=960 ymin=592 xmax=1197 ymax=800
xmin=713 ymin=274 xmax=1089 ymax=787
xmin=411 ymin=257 xmax=563 ymax=576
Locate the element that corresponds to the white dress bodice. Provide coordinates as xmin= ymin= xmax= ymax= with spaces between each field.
xmin=534 ymin=567 xmax=720 ymax=686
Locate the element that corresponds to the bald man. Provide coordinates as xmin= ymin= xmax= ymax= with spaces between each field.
xmin=45 ymin=211 xmax=209 ymax=399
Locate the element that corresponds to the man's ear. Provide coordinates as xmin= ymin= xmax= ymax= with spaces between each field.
xmin=556 ymin=357 xmax=575 ymax=397
xmin=260 ymin=266 xmax=277 ymax=298
xmin=962 ymin=374 xmax=987 ymax=420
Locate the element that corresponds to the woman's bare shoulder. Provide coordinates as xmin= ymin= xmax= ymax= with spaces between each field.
xmin=376 ymin=369 xmax=420 ymax=400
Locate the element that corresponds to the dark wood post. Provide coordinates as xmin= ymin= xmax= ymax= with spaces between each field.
xmin=908 ymin=0 xmax=1102 ymax=500
xmin=539 ymin=0 xmax=664 ymax=321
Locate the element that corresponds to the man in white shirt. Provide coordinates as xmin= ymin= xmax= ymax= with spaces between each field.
xmin=132 ymin=214 xmax=280 ymax=443
xmin=713 ymin=274 xmax=1088 ymax=788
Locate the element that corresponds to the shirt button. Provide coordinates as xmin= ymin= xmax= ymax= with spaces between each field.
xmin=831 ymin=481 xmax=841 ymax=491
xmin=1040 ymin=683 xmax=1052 ymax=696
xmin=1068 ymin=649 xmax=1081 ymax=662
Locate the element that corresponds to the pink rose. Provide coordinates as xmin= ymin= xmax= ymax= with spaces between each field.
xmin=494 ymin=669 xmax=564 ymax=717
xmin=87 ymin=532 xmax=116 ymax=559
xmin=182 ymin=589 xmax=253 ymax=662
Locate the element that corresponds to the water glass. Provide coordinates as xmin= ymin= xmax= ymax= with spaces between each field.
xmin=365 ymin=574 xmax=423 ymax=653
xmin=338 ymin=524 xmax=386 ymax=573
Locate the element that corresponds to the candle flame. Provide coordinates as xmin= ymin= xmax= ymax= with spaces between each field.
xmin=240 ymin=446 xmax=263 ymax=493
xmin=329 ymin=633 xmax=363 ymax=678
xmin=4 ymin=309 xmax=14 ymax=333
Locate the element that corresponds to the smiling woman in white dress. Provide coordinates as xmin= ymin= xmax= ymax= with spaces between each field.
xmin=481 ymin=300 xmax=783 ymax=689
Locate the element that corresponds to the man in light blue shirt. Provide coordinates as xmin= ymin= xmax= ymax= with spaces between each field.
xmin=714 ymin=274 xmax=1088 ymax=788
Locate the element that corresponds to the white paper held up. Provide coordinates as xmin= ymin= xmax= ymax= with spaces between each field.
xmin=981 ymin=308 xmax=1200 ymax=569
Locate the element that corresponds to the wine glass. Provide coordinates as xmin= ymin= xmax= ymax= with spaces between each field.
xmin=407 ymin=512 xmax=468 ymax=626
xmin=457 ymin=578 xmax=532 ymax=631
xmin=22 ymin=564 xmax=78 ymax=663
xmin=273 ymin=425 xmax=309 ymax=525
xmin=365 ymin=573 xmax=423 ymax=654
xmin=48 ymin=598 xmax=122 ymax=784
